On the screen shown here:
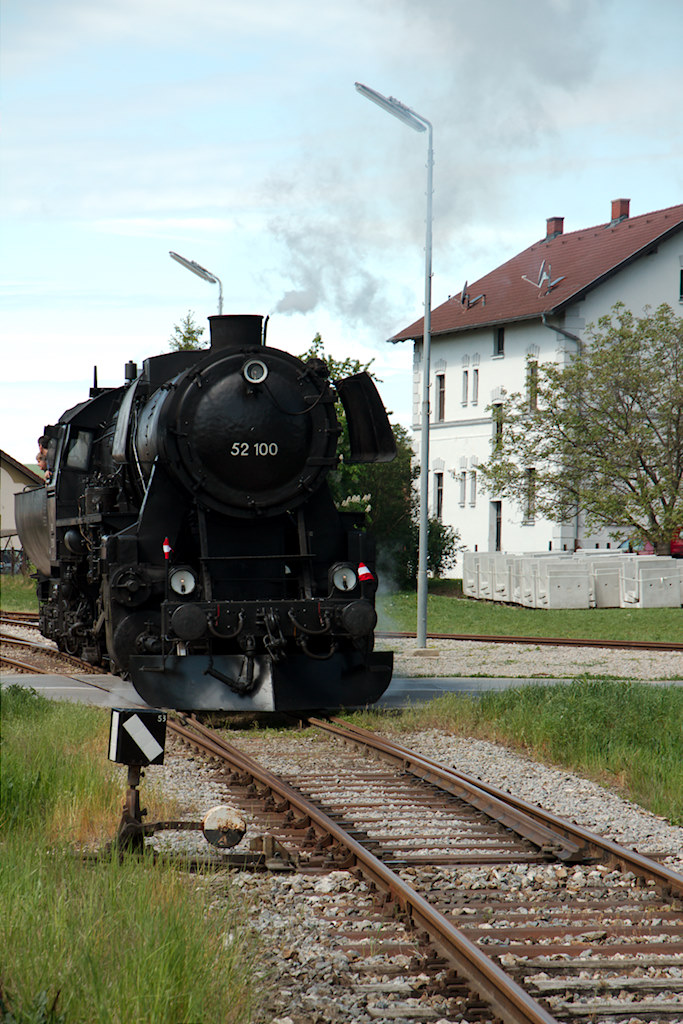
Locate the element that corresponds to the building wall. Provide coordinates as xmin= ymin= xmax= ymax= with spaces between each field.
xmin=570 ymin=231 xmax=683 ymax=329
xmin=412 ymin=234 xmax=683 ymax=566
xmin=1 ymin=456 xmax=43 ymax=549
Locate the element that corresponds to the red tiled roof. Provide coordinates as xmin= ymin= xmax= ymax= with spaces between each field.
xmin=391 ymin=201 xmax=683 ymax=341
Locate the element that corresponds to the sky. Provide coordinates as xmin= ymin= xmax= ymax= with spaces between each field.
xmin=2 ymin=0 xmax=682 ymax=464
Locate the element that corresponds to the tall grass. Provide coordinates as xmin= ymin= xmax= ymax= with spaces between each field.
xmin=0 ymin=686 xmax=261 ymax=1023
xmin=348 ymin=677 xmax=683 ymax=825
xmin=1 ymin=685 xmax=123 ymax=844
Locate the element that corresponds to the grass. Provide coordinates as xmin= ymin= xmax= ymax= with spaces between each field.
xmin=377 ymin=588 xmax=683 ymax=642
xmin=345 ymin=676 xmax=683 ymax=825
xmin=0 ymin=686 xmax=261 ymax=1024
xmin=0 ymin=573 xmax=38 ymax=613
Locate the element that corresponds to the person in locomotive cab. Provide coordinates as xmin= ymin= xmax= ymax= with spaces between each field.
xmin=37 ymin=435 xmax=51 ymax=483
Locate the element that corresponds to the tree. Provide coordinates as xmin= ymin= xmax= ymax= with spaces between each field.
xmin=480 ymin=303 xmax=683 ymax=553
xmin=299 ymin=335 xmax=461 ymax=586
xmin=169 ymin=310 xmax=207 ymax=350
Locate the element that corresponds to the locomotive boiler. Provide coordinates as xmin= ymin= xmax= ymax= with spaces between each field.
xmin=16 ymin=314 xmax=396 ymax=712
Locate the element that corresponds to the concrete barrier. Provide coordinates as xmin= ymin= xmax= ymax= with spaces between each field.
xmin=458 ymin=550 xmax=682 ymax=609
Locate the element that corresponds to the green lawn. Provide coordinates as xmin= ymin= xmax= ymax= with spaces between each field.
xmin=0 ymin=573 xmax=38 ymax=613
xmin=378 ymin=589 xmax=683 ymax=643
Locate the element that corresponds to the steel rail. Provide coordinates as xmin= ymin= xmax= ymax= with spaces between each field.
xmin=378 ymin=629 xmax=683 ymax=652
xmin=0 ymin=633 xmax=106 ymax=673
xmin=323 ymin=717 xmax=683 ymax=899
xmin=0 ymin=654 xmax=44 ymax=673
xmin=0 ymin=611 xmax=39 ymax=622
xmin=168 ymin=713 xmax=558 ymax=1024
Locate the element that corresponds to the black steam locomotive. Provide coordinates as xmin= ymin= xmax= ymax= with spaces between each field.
xmin=16 ymin=314 xmax=395 ymax=712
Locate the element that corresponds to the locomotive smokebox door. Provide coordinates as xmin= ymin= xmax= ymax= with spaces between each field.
xmin=108 ymin=709 xmax=167 ymax=766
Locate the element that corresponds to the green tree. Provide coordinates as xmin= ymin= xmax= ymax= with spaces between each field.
xmin=299 ymin=335 xmax=461 ymax=586
xmin=169 ymin=310 xmax=207 ymax=350
xmin=480 ymin=303 xmax=683 ymax=553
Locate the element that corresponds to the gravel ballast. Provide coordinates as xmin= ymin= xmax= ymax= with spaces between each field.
xmin=145 ymin=729 xmax=683 ymax=1024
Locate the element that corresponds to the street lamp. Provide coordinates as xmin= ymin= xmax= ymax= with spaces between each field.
xmin=355 ymin=82 xmax=433 ymax=650
xmin=169 ymin=251 xmax=223 ymax=314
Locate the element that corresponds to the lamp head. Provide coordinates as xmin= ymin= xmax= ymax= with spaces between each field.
xmin=355 ymin=82 xmax=427 ymax=133
xmin=169 ymin=251 xmax=218 ymax=284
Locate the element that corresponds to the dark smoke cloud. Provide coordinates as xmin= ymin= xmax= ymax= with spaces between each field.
xmin=269 ymin=216 xmax=395 ymax=331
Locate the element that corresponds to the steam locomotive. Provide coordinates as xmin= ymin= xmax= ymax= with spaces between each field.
xmin=16 ymin=314 xmax=396 ymax=712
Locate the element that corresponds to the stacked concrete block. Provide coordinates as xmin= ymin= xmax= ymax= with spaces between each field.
xmin=619 ymin=556 xmax=681 ymax=608
xmin=461 ymin=551 xmax=480 ymax=599
xmin=491 ymin=554 xmax=516 ymax=602
xmin=459 ymin=549 xmax=682 ymax=609
xmin=575 ymin=552 xmax=625 ymax=608
xmin=535 ymin=558 xmax=591 ymax=609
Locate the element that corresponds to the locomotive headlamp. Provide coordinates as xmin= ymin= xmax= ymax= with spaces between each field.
xmin=169 ymin=567 xmax=197 ymax=597
xmin=331 ymin=563 xmax=358 ymax=592
xmin=242 ymin=359 xmax=268 ymax=385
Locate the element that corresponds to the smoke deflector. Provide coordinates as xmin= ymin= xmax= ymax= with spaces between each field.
xmin=336 ymin=372 xmax=397 ymax=464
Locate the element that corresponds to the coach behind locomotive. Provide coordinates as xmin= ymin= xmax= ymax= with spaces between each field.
xmin=16 ymin=314 xmax=396 ymax=712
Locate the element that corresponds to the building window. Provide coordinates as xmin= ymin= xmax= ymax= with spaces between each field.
xmin=679 ymin=268 xmax=683 ymax=302
xmin=491 ymin=500 xmax=502 ymax=551
xmin=435 ymin=472 xmax=444 ymax=519
xmin=492 ymin=403 xmax=503 ymax=451
xmin=461 ymin=369 xmax=468 ymax=405
xmin=459 ymin=471 xmax=467 ymax=506
xmin=494 ymin=327 xmax=505 ymax=356
xmin=524 ymin=467 xmax=536 ymax=523
xmin=527 ymin=359 xmax=538 ymax=410
xmin=471 ymin=367 xmax=479 ymax=405
xmin=469 ymin=470 xmax=477 ymax=506
xmin=436 ymin=373 xmax=446 ymax=422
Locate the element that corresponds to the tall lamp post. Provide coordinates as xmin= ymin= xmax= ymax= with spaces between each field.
xmin=169 ymin=251 xmax=223 ymax=314
xmin=355 ymin=82 xmax=433 ymax=649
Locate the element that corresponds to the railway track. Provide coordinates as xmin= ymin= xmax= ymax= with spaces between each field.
xmin=0 ymin=611 xmax=39 ymax=627
xmin=2 ymin=631 xmax=680 ymax=1019
xmin=0 ymin=632 xmax=104 ymax=674
xmin=167 ymin=715 xmax=683 ymax=1024
xmin=378 ymin=630 xmax=683 ymax=653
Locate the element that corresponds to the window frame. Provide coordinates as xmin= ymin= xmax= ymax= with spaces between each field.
xmin=435 ymin=372 xmax=446 ymax=422
xmin=494 ymin=327 xmax=505 ymax=357
xmin=435 ymin=471 xmax=444 ymax=519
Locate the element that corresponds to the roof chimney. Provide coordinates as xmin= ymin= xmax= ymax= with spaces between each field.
xmin=545 ymin=216 xmax=564 ymax=241
xmin=610 ymin=198 xmax=630 ymax=225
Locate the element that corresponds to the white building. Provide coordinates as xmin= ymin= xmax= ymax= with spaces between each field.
xmin=392 ymin=199 xmax=683 ymax=559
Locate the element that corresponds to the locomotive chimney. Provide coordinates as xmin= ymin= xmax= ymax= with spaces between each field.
xmin=209 ymin=314 xmax=264 ymax=350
